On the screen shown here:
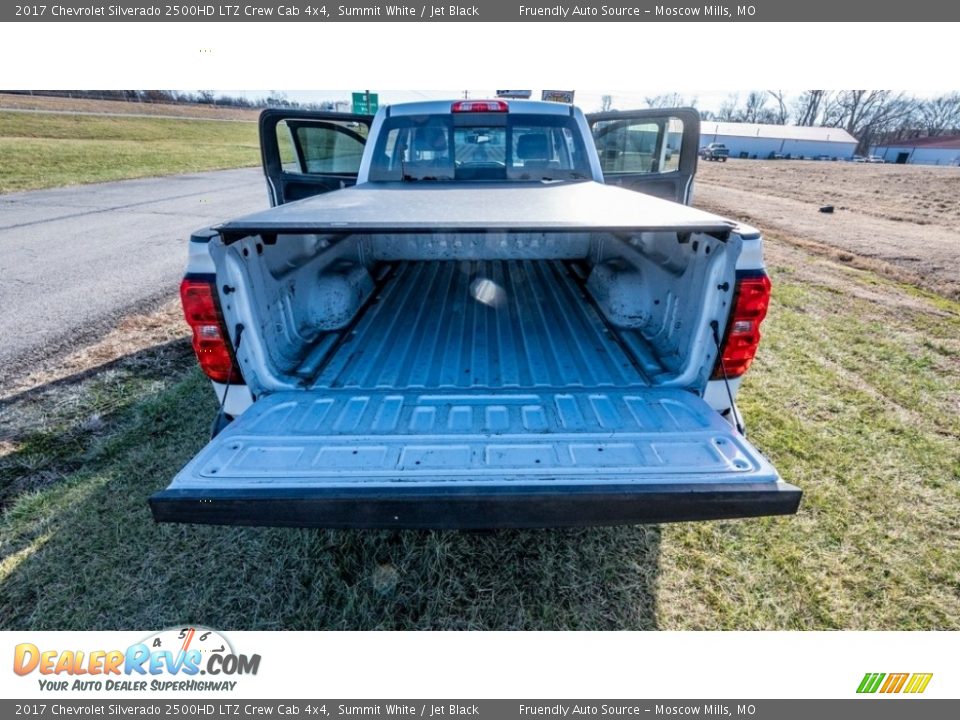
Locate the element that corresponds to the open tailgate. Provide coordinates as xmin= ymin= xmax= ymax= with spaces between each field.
xmin=151 ymin=389 xmax=799 ymax=529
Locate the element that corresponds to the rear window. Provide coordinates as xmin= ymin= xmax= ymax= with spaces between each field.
xmin=368 ymin=113 xmax=590 ymax=182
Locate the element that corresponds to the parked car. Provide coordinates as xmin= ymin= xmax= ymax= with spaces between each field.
xmin=152 ymin=101 xmax=800 ymax=529
xmin=865 ymin=155 xmax=885 ymax=163
xmin=699 ymin=142 xmax=730 ymax=161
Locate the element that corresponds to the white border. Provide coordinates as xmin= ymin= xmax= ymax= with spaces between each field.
xmin=3 ymin=631 xmax=955 ymax=699
xmin=0 ymin=22 xmax=957 ymax=91
xmin=1 ymin=16 xmax=957 ymax=704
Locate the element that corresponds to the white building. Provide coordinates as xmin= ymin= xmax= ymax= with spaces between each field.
xmin=699 ymin=121 xmax=859 ymax=160
xmin=870 ymin=136 xmax=960 ymax=166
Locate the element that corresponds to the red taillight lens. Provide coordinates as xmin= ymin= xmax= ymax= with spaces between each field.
xmin=180 ymin=278 xmax=241 ymax=384
xmin=451 ymin=100 xmax=508 ymax=113
xmin=712 ymin=273 xmax=772 ymax=379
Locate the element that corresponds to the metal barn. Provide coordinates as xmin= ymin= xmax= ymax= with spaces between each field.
xmin=699 ymin=122 xmax=859 ymax=160
xmin=870 ymin=136 xmax=960 ymax=166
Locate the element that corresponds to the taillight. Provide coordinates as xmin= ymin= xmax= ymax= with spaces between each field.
xmin=451 ymin=100 xmax=508 ymax=113
xmin=712 ymin=273 xmax=772 ymax=379
xmin=180 ymin=277 xmax=241 ymax=384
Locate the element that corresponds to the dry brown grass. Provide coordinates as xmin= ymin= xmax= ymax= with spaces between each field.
xmin=698 ymin=158 xmax=960 ymax=227
xmin=1 ymin=300 xmax=186 ymax=401
xmin=695 ymin=162 xmax=960 ymax=300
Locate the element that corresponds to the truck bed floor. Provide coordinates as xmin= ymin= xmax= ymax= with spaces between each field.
xmin=309 ymin=260 xmax=662 ymax=390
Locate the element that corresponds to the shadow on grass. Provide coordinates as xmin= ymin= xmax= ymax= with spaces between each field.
xmin=0 ymin=338 xmax=193 ymax=410
xmin=0 ymin=345 xmax=662 ymax=631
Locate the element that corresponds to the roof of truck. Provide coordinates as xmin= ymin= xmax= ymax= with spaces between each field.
xmin=384 ymin=99 xmax=576 ymax=117
xmin=217 ymin=181 xmax=738 ymax=240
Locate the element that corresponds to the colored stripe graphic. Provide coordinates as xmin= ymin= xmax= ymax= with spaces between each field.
xmin=880 ymin=673 xmax=909 ymax=693
xmin=857 ymin=673 xmax=885 ymax=693
xmin=857 ymin=672 xmax=932 ymax=694
xmin=904 ymin=673 xmax=933 ymax=694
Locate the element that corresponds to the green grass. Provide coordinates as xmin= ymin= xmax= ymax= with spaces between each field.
xmin=0 ymin=111 xmax=259 ymax=193
xmin=1 ymin=248 xmax=958 ymax=630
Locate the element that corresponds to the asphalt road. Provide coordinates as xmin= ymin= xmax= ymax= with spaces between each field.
xmin=0 ymin=168 xmax=266 ymax=382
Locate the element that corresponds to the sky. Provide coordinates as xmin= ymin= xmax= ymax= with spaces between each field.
xmin=212 ymin=89 xmax=751 ymax=113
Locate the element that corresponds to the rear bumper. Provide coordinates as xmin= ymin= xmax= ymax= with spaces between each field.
xmin=150 ymin=481 xmax=801 ymax=530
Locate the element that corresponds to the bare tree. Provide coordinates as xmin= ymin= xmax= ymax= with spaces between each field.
xmin=265 ymin=90 xmax=291 ymax=108
xmin=766 ymin=90 xmax=790 ymax=124
xmin=716 ymin=93 xmax=740 ymax=122
xmin=740 ymin=91 xmax=773 ymax=123
xmin=600 ymin=94 xmax=614 ymax=112
xmin=919 ymin=92 xmax=960 ymax=136
xmin=822 ymin=90 xmax=920 ymax=152
xmin=644 ymin=93 xmax=697 ymax=109
xmin=713 ymin=91 xmax=778 ymax=124
xmin=792 ymin=90 xmax=830 ymax=126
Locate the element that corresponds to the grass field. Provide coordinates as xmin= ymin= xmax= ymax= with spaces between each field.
xmin=1 ymin=234 xmax=957 ymax=629
xmin=0 ymin=93 xmax=262 ymax=121
xmin=0 ymin=111 xmax=259 ymax=193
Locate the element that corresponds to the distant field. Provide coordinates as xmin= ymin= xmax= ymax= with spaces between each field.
xmin=0 ymin=93 xmax=261 ymax=121
xmin=698 ymin=158 xmax=960 ymax=226
xmin=0 ymin=111 xmax=259 ymax=193
xmin=696 ymin=159 xmax=960 ymax=298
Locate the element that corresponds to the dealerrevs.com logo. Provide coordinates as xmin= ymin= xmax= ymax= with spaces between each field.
xmin=13 ymin=627 xmax=261 ymax=692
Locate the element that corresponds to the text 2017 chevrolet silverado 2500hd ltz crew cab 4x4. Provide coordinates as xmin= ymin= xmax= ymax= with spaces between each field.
xmin=151 ymin=100 xmax=800 ymax=529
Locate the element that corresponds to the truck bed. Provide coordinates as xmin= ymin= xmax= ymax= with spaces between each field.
xmin=157 ymin=239 xmax=801 ymax=529
xmin=301 ymin=260 xmax=666 ymax=390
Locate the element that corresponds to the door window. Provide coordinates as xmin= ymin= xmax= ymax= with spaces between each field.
xmin=275 ymin=120 xmax=368 ymax=175
xmin=593 ymin=116 xmax=685 ymax=175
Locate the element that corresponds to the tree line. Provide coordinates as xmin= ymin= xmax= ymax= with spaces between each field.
xmin=10 ymin=90 xmax=960 ymax=153
xmin=2 ymin=89 xmax=338 ymax=112
xmin=640 ymin=91 xmax=960 ymax=152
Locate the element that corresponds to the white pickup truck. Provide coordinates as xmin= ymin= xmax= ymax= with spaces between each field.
xmin=151 ymin=99 xmax=800 ymax=528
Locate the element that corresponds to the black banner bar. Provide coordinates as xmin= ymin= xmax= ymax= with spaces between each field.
xmin=4 ymin=0 xmax=960 ymax=22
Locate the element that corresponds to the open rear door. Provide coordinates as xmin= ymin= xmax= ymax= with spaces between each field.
xmin=587 ymin=107 xmax=700 ymax=204
xmin=259 ymin=108 xmax=372 ymax=206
